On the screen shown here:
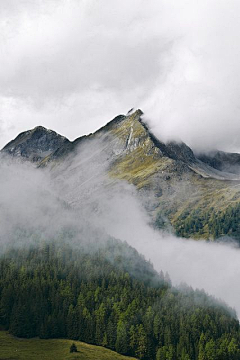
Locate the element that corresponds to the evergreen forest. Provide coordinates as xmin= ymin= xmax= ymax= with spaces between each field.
xmin=0 ymin=239 xmax=240 ymax=360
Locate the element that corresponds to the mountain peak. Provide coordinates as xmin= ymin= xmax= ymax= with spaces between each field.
xmin=126 ymin=108 xmax=143 ymax=117
xmin=33 ymin=125 xmax=47 ymax=131
xmin=120 ymin=109 xmax=196 ymax=164
xmin=2 ymin=126 xmax=70 ymax=162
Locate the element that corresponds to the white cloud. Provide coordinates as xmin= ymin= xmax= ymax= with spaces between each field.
xmin=1 ymin=0 xmax=240 ymax=152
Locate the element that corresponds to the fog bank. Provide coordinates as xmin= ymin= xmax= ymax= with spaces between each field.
xmin=1 ymin=148 xmax=240 ymax=316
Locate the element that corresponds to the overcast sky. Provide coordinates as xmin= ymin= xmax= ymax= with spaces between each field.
xmin=1 ymin=0 xmax=240 ymax=152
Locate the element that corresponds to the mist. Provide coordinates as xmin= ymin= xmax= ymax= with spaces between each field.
xmin=2 ymin=135 xmax=240 ymax=318
xmin=89 ymin=184 xmax=240 ymax=317
xmin=1 ymin=1 xmax=240 ymax=153
xmin=0 ymin=154 xmax=109 ymax=253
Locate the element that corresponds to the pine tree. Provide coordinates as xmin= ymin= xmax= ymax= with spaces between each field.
xmin=135 ymin=324 xmax=147 ymax=359
xmin=228 ymin=338 xmax=240 ymax=360
xmin=115 ymin=320 xmax=128 ymax=354
xmin=70 ymin=342 xmax=77 ymax=353
xmin=205 ymin=339 xmax=217 ymax=360
xmin=198 ymin=333 xmax=207 ymax=360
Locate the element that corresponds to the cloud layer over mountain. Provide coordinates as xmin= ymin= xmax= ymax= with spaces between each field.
xmin=1 ymin=0 xmax=240 ymax=152
xmin=2 ymin=150 xmax=240 ymax=317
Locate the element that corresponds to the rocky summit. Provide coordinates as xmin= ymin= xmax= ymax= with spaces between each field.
xmin=2 ymin=125 xmax=69 ymax=162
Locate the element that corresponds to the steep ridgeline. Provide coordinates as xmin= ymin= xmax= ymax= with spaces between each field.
xmin=2 ymin=110 xmax=240 ymax=240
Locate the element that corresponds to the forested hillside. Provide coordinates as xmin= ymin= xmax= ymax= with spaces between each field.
xmin=0 ymin=240 xmax=240 ymax=360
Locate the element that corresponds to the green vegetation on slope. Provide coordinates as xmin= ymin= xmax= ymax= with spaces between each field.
xmin=0 ymin=240 xmax=240 ymax=359
xmin=0 ymin=331 xmax=136 ymax=360
xmin=172 ymin=202 xmax=240 ymax=241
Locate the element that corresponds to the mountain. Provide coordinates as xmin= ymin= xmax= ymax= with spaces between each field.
xmin=2 ymin=109 xmax=240 ymax=241
xmin=2 ymin=125 xmax=69 ymax=162
xmin=2 ymin=111 xmax=240 ymax=359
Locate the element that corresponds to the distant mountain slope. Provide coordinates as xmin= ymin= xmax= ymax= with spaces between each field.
xmin=2 ymin=110 xmax=240 ymax=240
xmin=197 ymin=150 xmax=240 ymax=174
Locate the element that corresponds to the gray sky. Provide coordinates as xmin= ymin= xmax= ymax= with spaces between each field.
xmin=1 ymin=0 xmax=240 ymax=152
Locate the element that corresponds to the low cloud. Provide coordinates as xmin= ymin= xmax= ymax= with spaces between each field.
xmin=2 ymin=137 xmax=240 ymax=317
xmin=91 ymin=184 xmax=240 ymax=317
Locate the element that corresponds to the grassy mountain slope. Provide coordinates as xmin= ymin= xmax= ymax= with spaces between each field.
xmin=0 ymin=331 xmax=136 ymax=360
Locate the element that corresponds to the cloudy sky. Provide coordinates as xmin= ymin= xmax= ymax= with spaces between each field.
xmin=1 ymin=0 xmax=240 ymax=152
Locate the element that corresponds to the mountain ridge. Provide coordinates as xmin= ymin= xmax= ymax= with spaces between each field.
xmin=0 ymin=110 xmax=200 ymax=169
xmin=3 ymin=110 xmax=240 ymax=179
xmin=2 ymin=109 xmax=240 ymax=241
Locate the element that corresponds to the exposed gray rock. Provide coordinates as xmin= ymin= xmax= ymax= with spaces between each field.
xmin=2 ymin=126 xmax=70 ymax=163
